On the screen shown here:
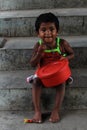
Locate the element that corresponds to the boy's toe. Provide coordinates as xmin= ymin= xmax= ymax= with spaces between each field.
xmin=32 ymin=119 xmax=42 ymax=123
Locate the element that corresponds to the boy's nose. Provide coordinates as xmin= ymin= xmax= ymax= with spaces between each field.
xmin=45 ymin=30 xmax=51 ymax=34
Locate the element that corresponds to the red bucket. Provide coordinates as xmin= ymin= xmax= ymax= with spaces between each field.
xmin=36 ymin=59 xmax=71 ymax=87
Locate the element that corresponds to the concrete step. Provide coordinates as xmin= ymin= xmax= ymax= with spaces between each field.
xmin=0 ymin=36 xmax=87 ymax=70
xmin=0 ymin=8 xmax=87 ymax=37
xmin=0 ymin=0 xmax=87 ymax=10
xmin=0 ymin=68 xmax=87 ymax=110
xmin=0 ymin=110 xmax=87 ymax=130
xmin=1 ymin=110 xmax=87 ymax=130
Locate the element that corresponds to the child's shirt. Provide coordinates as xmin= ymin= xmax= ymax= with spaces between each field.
xmin=38 ymin=37 xmax=67 ymax=67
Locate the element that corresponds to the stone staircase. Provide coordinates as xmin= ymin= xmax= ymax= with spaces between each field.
xmin=0 ymin=0 xmax=87 ymax=111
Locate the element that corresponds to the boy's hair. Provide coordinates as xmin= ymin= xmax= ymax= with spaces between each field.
xmin=35 ymin=12 xmax=59 ymax=33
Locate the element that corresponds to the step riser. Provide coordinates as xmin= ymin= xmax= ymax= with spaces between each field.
xmin=0 ymin=88 xmax=87 ymax=110
xmin=70 ymin=47 xmax=87 ymax=68
xmin=0 ymin=69 xmax=86 ymax=110
xmin=0 ymin=16 xmax=87 ymax=37
xmin=0 ymin=47 xmax=87 ymax=70
xmin=0 ymin=0 xmax=87 ymax=10
xmin=0 ymin=49 xmax=32 ymax=70
xmin=0 ymin=69 xmax=86 ymax=89
xmin=1 ymin=69 xmax=87 ymax=89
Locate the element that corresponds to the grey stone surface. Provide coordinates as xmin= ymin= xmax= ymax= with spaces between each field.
xmin=0 ymin=69 xmax=87 ymax=110
xmin=0 ymin=110 xmax=87 ymax=130
xmin=0 ymin=47 xmax=87 ymax=70
xmin=1 ymin=8 xmax=87 ymax=19
xmin=0 ymin=0 xmax=86 ymax=115
xmin=0 ymin=70 xmax=34 ymax=89
xmin=0 ymin=8 xmax=87 ymax=36
xmin=0 ymin=1 xmax=86 ymax=127
xmin=0 ymin=38 xmax=7 ymax=48
xmin=0 ymin=89 xmax=32 ymax=111
xmin=0 ymin=49 xmax=32 ymax=70
xmin=3 ymin=37 xmax=38 ymax=49
xmin=0 ymin=69 xmax=87 ymax=89
xmin=0 ymin=0 xmax=87 ymax=10
xmin=0 ymin=36 xmax=87 ymax=70
xmin=3 ymin=36 xmax=87 ymax=49
xmin=0 ymin=86 xmax=87 ymax=110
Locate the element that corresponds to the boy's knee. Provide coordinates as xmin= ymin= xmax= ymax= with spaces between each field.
xmin=33 ymin=77 xmax=42 ymax=87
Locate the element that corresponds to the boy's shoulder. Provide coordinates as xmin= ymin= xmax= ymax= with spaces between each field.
xmin=59 ymin=38 xmax=69 ymax=45
xmin=34 ymin=41 xmax=40 ymax=47
xmin=59 ymin=37 xmax=66 ymax=42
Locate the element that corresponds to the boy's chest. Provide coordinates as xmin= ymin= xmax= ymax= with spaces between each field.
xmin=42 ymin=51 xmax=61 ymax=60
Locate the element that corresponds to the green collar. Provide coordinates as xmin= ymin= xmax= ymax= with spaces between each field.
xmin=38 ymin=37 xmax=66 ymax=56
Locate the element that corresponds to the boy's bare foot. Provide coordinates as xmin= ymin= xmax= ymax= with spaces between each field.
xmin=49 ymin=110 xmax=60 ymax=123
xmin=32 ymin=111 xmax=42 ymax=123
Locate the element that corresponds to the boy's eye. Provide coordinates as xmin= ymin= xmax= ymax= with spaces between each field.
xmin=40 ymin=26 xmax=56 ymax=32
xmin=41 ymin=28 xmax=55 ymax=32
xmin=50 ymin=28 xmax=54 ymax=31
xmin=41 ymin=28 xmax=46 ymax=32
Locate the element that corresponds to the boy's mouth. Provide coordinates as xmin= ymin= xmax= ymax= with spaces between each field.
xmin=44 ymin=37 xmax=53 ymax=43
xmin=44 ymin=36 xmax=52 ymax=38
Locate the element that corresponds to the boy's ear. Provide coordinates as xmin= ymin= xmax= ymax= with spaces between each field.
xmin=37 ymin=33 xmax=40 ymax=38
xmin=35 ymin=32 xmax=39 ymax=37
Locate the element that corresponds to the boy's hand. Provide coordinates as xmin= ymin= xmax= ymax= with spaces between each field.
xmin=60 ymin=56 xmax=66 ymax=60
xmin=38 ymin=45 xmax=46 ymax=54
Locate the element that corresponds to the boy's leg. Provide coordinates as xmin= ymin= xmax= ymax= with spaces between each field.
xmin=32 ymin=78 xmax=42 ymax=123
xmin=49 ymin=83 xmax=65 ymax=122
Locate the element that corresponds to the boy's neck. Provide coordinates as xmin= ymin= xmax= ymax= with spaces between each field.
xmin=44 ymin=40 xmax=56 ymax=49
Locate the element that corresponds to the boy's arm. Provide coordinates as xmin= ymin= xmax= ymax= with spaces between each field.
xmin=60 ymin=39 xmax=74 ymax=60
xmin=30 ymin=42 xmax=41 ymax=67
xmin=30 ymin=42 xmax=46 ymax=67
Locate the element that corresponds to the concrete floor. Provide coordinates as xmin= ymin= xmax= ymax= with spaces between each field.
xmin=0 ymin=110 xmax=87 ymax=130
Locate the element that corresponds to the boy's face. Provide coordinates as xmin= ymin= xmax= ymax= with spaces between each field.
xmin=38 ymin=22 xmax=58 ymax=44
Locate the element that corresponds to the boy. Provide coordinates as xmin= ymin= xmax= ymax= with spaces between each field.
xmin=29 ymin=12 xmax=74 ymax=123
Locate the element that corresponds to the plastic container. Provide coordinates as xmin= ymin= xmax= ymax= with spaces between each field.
xmin=36 ymin=59 xmax=71 ymax=87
